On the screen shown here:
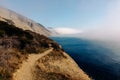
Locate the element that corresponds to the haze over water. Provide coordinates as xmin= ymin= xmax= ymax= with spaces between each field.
xmin=51 ymin=37 xmax=120 ymax=80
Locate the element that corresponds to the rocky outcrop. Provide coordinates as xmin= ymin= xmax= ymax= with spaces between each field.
xmin=0 ymin=6 xmax=51 ymax=36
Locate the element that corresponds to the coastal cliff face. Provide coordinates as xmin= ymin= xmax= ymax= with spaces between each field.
xmin=0 ymin=7 xmax=51 ymax=36
xmin=0 ymin=21 xmax=91 ymax=80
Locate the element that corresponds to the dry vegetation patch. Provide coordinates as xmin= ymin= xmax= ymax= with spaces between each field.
xmin=0 ymin=48 xmax=27 ymax=80
xmin=34 ymin=50 xmax=91 ymax=80
xmin=0 ymin=21 xmax=61 ymax=80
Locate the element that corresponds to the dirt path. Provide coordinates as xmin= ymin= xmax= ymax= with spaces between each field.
xmin=13 ymin=48 xmax=53 ymax=80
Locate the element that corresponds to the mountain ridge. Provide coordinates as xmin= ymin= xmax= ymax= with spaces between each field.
xmin=0 ymin=6 xmax=51 ymax=36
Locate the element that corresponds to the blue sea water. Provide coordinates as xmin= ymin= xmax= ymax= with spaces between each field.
xmin=51 ymin=37 xmax=120 ymax=80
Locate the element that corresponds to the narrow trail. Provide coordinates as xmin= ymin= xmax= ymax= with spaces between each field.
xmin=13 ymin=48 xmax=53 ymax=80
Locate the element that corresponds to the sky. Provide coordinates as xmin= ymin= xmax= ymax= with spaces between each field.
xmin=0 ymin=0 xmax=120 ymax=35
xmin=0 ymin=0 xmax=111 ymax=27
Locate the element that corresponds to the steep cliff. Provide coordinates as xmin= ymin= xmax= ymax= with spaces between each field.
xmin=0 ymin=21 xmax=91 ymax=80
xmin=0 ymin=6 xmax=51 ymax=36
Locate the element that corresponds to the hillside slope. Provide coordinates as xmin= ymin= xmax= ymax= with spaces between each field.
xmin=0 ymin=6 xmax=51 ymax=36
xmin=13 ymin=48 xmax=53 ymax=80
xmin=0 ymin=21 xmax=91 ymax=80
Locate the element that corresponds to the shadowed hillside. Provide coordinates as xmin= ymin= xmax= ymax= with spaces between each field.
xmin=0 ymin=21 xmax=60 ymax=52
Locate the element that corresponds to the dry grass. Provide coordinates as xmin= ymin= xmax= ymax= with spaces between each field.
xmin=0 ymin=20 xmax=91 ymax=80
xmin=34 ymin=50 xmax=91 ymax=80
xmin=0 ymin=47 xmax=27 ymax=80
xmin=0 ymin=21 xmax=61 ymax=80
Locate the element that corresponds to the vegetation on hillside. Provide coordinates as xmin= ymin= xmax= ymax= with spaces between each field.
xmin=34 ymin=50 xmax=91 ymax=80
xmin=0 ymin=21 xmax=61 ymax=80
xmin=0 ymin=21 xmax=61 ymax=52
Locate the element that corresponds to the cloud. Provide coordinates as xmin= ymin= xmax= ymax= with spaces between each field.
xmin=79 ymin=0 xmax=120 ymax=42
xmin=54 ymin=27 xmax=83 ymax=35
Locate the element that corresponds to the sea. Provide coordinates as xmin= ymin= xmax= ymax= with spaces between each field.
xmin=51 ymin=37 xmax=120 ymax=80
